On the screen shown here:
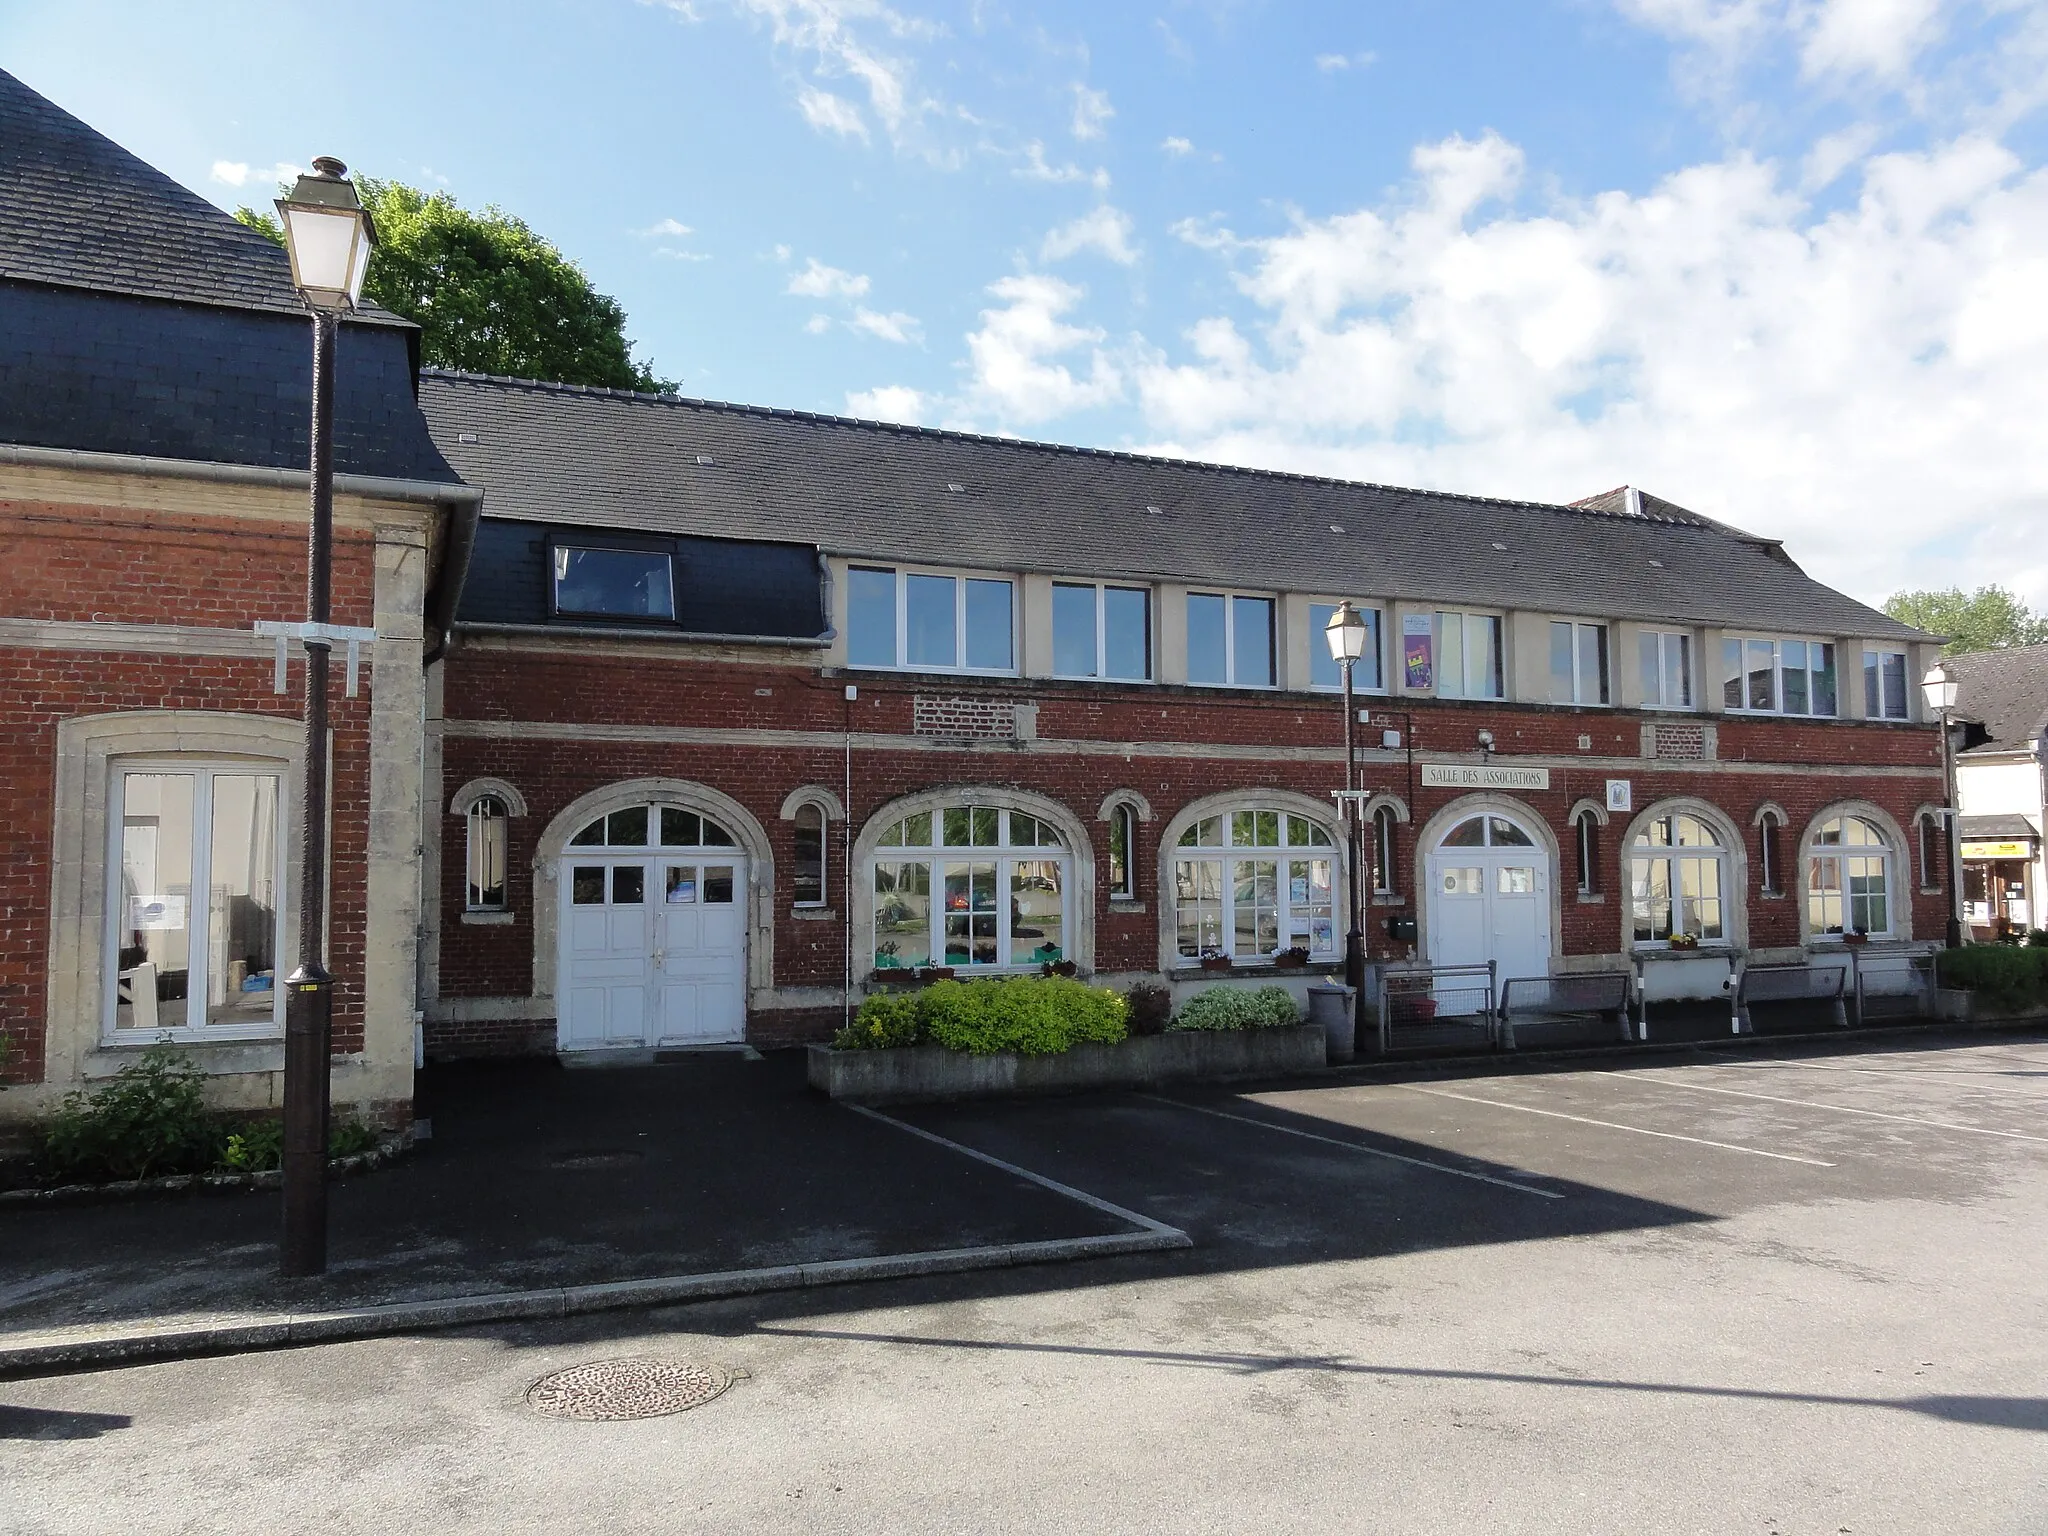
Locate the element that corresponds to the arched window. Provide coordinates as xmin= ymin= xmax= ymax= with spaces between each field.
xmin=467 ymin=794 xmax=510 ymax=912
xmin=1174 ymin=808 xmax=1337 ymax=965
xmin=1575 ymin=809 xmax=1601 ymax=895
xmin=1629 ymin=812 xmax=1728 ymax=946
xmin=1372 ymin=806 xmax=1399 ymax=896
xmin=1916 ymin=812 xmax=1942 ymax=892
xmin=870 ymin=805 xmax=1070 ymax=971
xmin=1808 ymin=814 xmax=1893 ymax=937
xmin=567 ymin=803 xmax=738 ymax=850
xmin=1442 ymin=814 xmax=1536 ymax=848
xmin=1109 ymin=803 xmax=1137 ymax=900
xmin=793 ymin=803 xmax=827 ymax=907
xmin=1758 ymin=810 xmax=1783 ymax=895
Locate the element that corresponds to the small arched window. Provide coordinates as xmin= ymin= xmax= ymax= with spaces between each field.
xmin=1916 ymin=812 xmax=1942 ymax=892
xmin=1372 ymin=806 xmax=1399 ymax=896
xmin=793 ymin=803 xmax=827 ymax=908
xmin=1758 ymin=810 xmax=1783 ymax=896
xmin=1808 ymin=814 xmax=1893 ymax=937
xmin=1630 ymin=812 xmax=1728 ymax=946
xmin=1109 ymin=803 xmax=1137 ymax=900
xmin=467 ymin=795 xmax=509 ymax=911
xmin=1575 ymin=809 xmax=1600 ymax=895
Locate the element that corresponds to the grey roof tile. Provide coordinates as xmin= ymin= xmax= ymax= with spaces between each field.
xmin=1948 ymin=642 xmax=2048 ymax=754
xmin=419 ymin=370 xmax=1927 ymax=642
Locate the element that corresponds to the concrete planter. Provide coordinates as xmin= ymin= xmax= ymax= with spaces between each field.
xmin=1928 ymin=988 xmax=2048 ymax=1025
xmin=808 ymin=1023 xmax=1326 ymax=1104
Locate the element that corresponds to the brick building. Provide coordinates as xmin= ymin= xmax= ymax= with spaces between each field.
xmin=0 ymin=72 xmax=478 ymax=1121
xmin=0 ymin=70 xmax=1953 ymax=1116
xmin=415 ymin=372 xmax=1949 ymax=1058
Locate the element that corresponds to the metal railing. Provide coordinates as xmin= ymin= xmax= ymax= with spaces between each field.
xmin=1496 ymin=972 xmax=1634 ymax=1051
xmin=1840 ymin=944 xmax=1937 ymax=1025
xmin=1734 ymin=962 xmax=1848 ymax=1032
xmin=1375 ymin=961 xmax=1496 ymax=1054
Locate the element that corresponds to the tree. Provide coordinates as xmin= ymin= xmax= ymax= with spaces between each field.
xmin=1882 ymin=586 xmax=2048 ymax=654
xmin=236 ymin=181 xmax=674 ymax=393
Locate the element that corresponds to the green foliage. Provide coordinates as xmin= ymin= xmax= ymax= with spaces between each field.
xmin=2030 ymin=929 xmax=2048 ymax=948
xmin=832 ymin=976 xmax=1128 ymax=1055
xmin=40 ymin=1047 xmax=216 ymax=1182
xmin=218 ymin=1117 xmax=284 ymax=1173
xmin=328 ymin=1118 xmax=381 ymax=1158
xmin=1171 ymin=985 xmax=1303 ymax=1032
xmin=1937 ymin=945 xmax=2048 ymax=1013
xmin=235 ymin=183 xmax=673 ymax=392
xmin=1881 ymin=586 xmax=2048 ymax=654
xmin=1125 ymin=981 xmax=1174 ymax=1037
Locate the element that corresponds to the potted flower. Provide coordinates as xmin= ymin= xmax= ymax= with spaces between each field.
xmin=1668 ymin=931 xmax=1700 ymax=952
xmin=1843 ymin=927 xmax=1869 ymax=947
xmin=1273 ymin=945 xmax=1311 ymax=970
xmin=1198 ymin=947 xmax=1233 ymax=974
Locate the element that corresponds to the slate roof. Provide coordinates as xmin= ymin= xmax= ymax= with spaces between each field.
xmin=0 ymin=67 xmax=405 ymax=327
xmin=419 ymin=371 xmax=1928 ymax=642
xmin=1949 ymin=643 xmax=2048 ymax=757
xmin=1959 ymin=813 xmax=2040 ymax=842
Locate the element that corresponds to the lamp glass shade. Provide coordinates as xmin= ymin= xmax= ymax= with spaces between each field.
xmin=1324 ymin=600 xmax=1371 ymax=663
xmin=277 ymin=199 xmax=373 ymax=309
xmin=1921 ymin=664 xmax=1959 ymax=713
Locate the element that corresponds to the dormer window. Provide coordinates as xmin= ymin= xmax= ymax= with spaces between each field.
xmin=551 ymin=542 xmax=676 ymax=622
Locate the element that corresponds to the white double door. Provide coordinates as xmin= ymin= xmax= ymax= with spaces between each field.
xmin=1425 ymin=840 xmax=1551 ymax=1008
xmin=559 ymin=856 xmax=746 ymax=1049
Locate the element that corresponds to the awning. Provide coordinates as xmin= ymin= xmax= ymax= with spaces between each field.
xmin=1960 ymin=813 xmax=2040 ymax=860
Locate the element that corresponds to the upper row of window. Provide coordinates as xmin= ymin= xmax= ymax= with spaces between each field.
xmin=842 ymin=565 xmax=1915 ymax=720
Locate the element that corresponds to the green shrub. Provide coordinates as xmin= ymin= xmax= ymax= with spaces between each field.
xmin=40 ymin=1046 xmax=217 ymax=1182
xmin=219 ymin=1117 xmax=284 ymax=1173
xmin=1937 ymin=945 xmax=2048 ymax=1013
xmin=2029 ymin=929 xmax=2048 ymax=948
xmin=834 ymin=976 xmax=1128 ymax=1055
xmin=1171 ymin=985 xmax=1302 ymax=1032
xmin=328 ymin=1118 xmax=381 ymax=1158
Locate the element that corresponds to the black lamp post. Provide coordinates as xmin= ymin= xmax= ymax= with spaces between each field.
xmin=274 ymin=158 xmax=376 ymax=1278
xmin=1324 ymin=602 xmax=1372 ymax=1013
xmin=1922 ymin=661 xmax=1964 ymax=949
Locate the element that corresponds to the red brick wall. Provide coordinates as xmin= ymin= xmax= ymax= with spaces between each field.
xmin=433 ymin=649 xmax=1946 ymax=1053
xmin=0 ymin=500 xmax=379 ymax=1082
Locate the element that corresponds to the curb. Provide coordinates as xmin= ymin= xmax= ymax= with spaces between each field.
xmin=0 ymin=1226 xmax=1189 ymax=1378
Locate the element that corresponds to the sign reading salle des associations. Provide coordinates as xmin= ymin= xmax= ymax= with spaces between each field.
xmin=1419 ymin=764 xmax=1552 ymax=791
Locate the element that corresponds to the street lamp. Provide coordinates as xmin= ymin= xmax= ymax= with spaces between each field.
xmin=274 ymin=158 xmax=376 ymax=1277
xmin=1921 ymin=661 xmax=1964 ymax=949
xmin=1324 ymin=602 xmax=1372 ymax=1028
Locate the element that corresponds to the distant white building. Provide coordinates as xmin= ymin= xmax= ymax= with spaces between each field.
xmin=1949 ymin=644 xmax=2048 ymax=939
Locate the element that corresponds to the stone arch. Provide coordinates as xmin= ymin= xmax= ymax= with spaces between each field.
xmin=1615 ymin=796 xmax=1751 ymax=952
xmin=1795 ymin=798 xmax=1914 ymax=944
xmin=1155 ymin=787 xmax=1348 ymax=974
xmin=532 ymin=778 xmax=776 ymax=1004
xmin=850 ymin=785 xmax=1097 ymax=974
xmin=449 ymin=776 xmax=528 ymax=819
xmin=1362 ymin=792 xmax=1411 ymax=824
xmin=1412 ymin=793 xmax=1561 ymax=968
xmin=779 ymin=785 xmax=846 ymax=822
xmin=1096 ymin=789 xmax=1155 ymax=823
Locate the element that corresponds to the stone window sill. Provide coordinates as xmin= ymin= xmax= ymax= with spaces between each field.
xmin=791 ymin=907 xmax=839 ymax=922
xmin=462 ymin=909 xmax=516 ymax=926
xmin=1575 ymin=892 xmax=1606 ymax=905
xmin=85 ymin=1038 xmax=286 ymax=1079
xmin=1107 ymin=898 xmax=1148 ymax=914
xmin=1168 ymin=964 xmax=1343 ymax=982
xmin=1634 ymin=947 xmax=1736 ymax=962
xmin=1370 ymin=893 xmax=1406 ymax=907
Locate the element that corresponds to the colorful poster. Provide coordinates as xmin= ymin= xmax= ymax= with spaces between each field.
xmin=1402 ymin=613 xmax=1433 ymax=690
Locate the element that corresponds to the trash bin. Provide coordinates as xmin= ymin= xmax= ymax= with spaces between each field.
xmin=1308 ymin=982 xmax=1357 ymax=1064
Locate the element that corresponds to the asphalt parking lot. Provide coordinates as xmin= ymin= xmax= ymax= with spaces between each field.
xmin=6 ymin=1031 xmax=2047 ymax=1534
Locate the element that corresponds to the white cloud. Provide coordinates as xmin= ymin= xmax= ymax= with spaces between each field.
xmin=1015 ymin=140 xmax=1111 ymax=189
xmin=847 ymin=384 xmax=928 ymax=423
xmin=773 ymin=243 xmax=794 ymax=262
xmin=1041 ymin=205 xmax=1140 ymax=266
xmin=639 ymin=217 xmax=695 ymax=237
xmin=1799 ymin=0 xmax=1946 ymax=79
xmin=849 ymin=307 xmax=924 ymax=343
xmin=805 ymin=313 xmax=834 ymax=334
xmin=1071 ymin=83 xmax=1114 ymax=140
xmin=1613 ymin=0 xmax=1955 ymax=85
xmin=786 ymin=257 xmax=872 ymax=298
xmin=1161 ymin=136 xmax=1195 ymax=156
xmin=730 ymin=0 xmax=945 ymax=151
xmin=210 ymin=160 xmax=302 ymax=189
xmin=797 ymin=85 xmax=870 ymax=139
xmin=654 ymin=248 xmax=713 ymax=261
xmin=962 ymin=273 xmax=1123 ymax=424
xmin=1314 ymin=50 xmax=1377 ymax=71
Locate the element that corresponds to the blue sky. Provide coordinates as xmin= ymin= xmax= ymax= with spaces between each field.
xmin=4 ymin=0 xmax=2046 ymax=607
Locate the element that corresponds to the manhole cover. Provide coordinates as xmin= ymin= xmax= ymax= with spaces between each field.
xmin=548 ymin=1149 xmax=644 ymax=1170
xmin=526 ymin=1357 xmax=733 ymax=1421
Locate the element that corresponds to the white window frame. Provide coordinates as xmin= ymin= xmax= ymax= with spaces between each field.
xmin=1806 ymin=815 xmax=1895 ymax=939
xmin=1433 ymin=610 xmax=1505 ymax=700
xmin=104 ymin=758 xmax=288 ymax=1042
xmin=1863 ymin=647 xmax=1910 ymax=721
xmin=845 ymin=564 xmax=1018 ymax=676
xmin=1721 ymin=636 xmax=1839 ymax=718
xmin=1185 ymin=590 xmax=1278 ymax=689
xmin=1108 ymin=803 xmax=1138 ymax=900
xmin=1549 ymin=620 xmax=1610 ymax=706
xmin=1173 ymin=809 xmax=1341 ymax=965
xmin=868 ymin=807 xmax=1072 ymax=972
xmin=1628 ymin=813 xmax=1732 ymax=949
xmin=1916 ymin=812 xmax=1942 ymax=892
xmin=466 ymin=795 xmax=510 ymax=912
xmin=792 ymin=802 xmax=828 ymax=909
xmin=1308 ymin=601 xmax=1387 ymax=693
xmin=1051 ymin=581 xmax=1153 ymax=682
xmin=1639 ymin=629 xmax=1694 ymax=710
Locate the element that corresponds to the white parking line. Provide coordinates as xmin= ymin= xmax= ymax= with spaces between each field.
xmin=1148 ymin=1096 xmax=1565 ymax=1199
xmin=1697 ymin=1052 xmax=2048 ymax=1098
xmin=1396 ymin=1084 xmax=1838 ymax=1166
xmin=1611 ymin=1068 xmax=2048 ymax=1145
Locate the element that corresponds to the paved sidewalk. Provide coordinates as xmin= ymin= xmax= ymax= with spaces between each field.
xmin=0 ymin=1053 xmax=1141 ymax=1343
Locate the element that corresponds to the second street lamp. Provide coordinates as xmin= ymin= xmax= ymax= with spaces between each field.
xmin=1324 ymin=602 xmax=1372 ymax=1035
xmin=1922 ymin=661 xmax=1964 ymax=949
xmin=274 ymin=158 xmax=376 ymax=1278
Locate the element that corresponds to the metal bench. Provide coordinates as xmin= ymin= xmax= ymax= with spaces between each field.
xmin=1734 ymin=963 xmax=1848 ymax=1033
xmin=1374 ymin=962 xmax=1496 ymax=1054
xmin=1497 ymin=973 xmax=1634 ymax=1051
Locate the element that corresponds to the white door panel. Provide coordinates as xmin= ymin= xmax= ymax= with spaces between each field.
xmin=560 ymin=856 xmax=748 ymax=1050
